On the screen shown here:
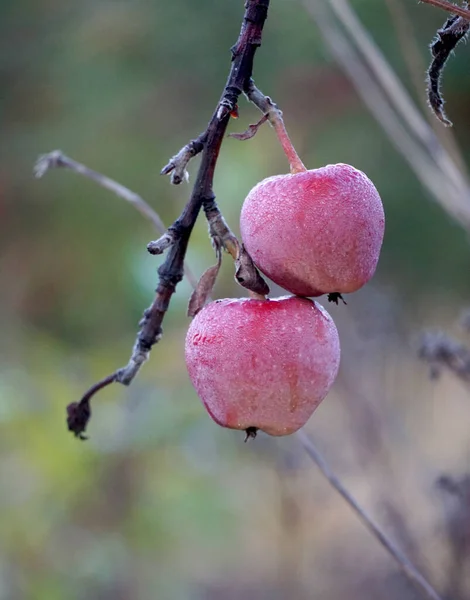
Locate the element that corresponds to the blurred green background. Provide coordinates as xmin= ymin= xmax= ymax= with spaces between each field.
xmin=2 ymin=1 xmax=470 ymax=598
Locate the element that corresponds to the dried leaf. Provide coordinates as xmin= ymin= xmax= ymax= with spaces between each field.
xmin=187 ymin=246 xmax=222 ymax=317
xmin=234 ymin=244 xmax=270 ymax=296
xmin=229 ymin=114 xmax=269 ymax=141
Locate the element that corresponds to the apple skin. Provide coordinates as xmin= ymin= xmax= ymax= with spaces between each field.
xmin=185 ymin=296 xmax=340 ymax=436
xmin=240 ymin=163 xmax=385 ymax=297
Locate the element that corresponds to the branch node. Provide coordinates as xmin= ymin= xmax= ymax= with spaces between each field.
xmin=34 ymin=150 xmax=65 ymax=178
xmin=147 ymin=230 xmax=177 ymax=255
xmin=161 ymin=136 xmax=206 ymax=185
xmin=217 ymin=98 xmax=235 ymax=120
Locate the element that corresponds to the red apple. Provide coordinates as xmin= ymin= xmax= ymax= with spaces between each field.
xmin=240 ymin=163 xmax=385 ymax=297
xmin=185 ymin=295 xmax=340 ymax=436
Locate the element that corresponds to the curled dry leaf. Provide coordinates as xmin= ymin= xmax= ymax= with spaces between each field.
xmin=235 ymin=243 xmax=270 ymax=296
xmin=427 ymin=8 xmax=470 ymax=126
xmin=229 ymin=114 xmax=269 ymax=141
xmin=187 ymin=244 xmax=222 ymax=317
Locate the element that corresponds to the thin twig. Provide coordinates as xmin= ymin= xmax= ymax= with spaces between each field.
xmin=34 ymin=150 xmax=199 ymax=289
xmin=420 ymin=0 xmax=470 ymax=20
xmin=296 ymin=430 xmax=444 ymax=600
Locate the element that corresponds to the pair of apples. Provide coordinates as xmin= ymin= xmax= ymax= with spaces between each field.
xmin=185 ymin=163 xmax=385 ymax=437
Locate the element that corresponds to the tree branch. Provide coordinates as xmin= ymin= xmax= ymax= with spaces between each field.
xmin=34 ymin=150 xmax=199 ymax=289
xmin=296 ymin=430 xmax=444 ymax=600
xmin=57 ymin=0 xmax=270 ymax=439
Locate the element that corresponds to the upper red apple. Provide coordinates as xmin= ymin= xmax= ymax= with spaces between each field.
xmin=240 ymin=163 xmax=385 ymax=297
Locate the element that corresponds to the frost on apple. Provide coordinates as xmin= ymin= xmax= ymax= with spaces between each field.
xmin=240 ymin=163 xmax=385 ymax=298
xmin=185 ymin=296 xmax=340 ymax=437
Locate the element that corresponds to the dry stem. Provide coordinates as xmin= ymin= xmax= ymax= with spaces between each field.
xmin=296 ymin=430 xmax=444 ymax=600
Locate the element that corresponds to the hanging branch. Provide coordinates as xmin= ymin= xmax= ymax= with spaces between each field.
xmin=46 ymin=0 xmax=270 ymax=440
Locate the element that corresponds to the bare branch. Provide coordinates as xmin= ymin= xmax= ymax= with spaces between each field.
xmin=34 ymin=150 xmax=199 ymax=289
xmin=35 ymin=150 xmax=167 ymax=234
xmin=296 ymin=430 xmax=445 ymax=600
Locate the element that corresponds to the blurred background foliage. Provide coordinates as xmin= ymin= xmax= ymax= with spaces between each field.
xmin=1 ymin=0 xmax=470 ymax=598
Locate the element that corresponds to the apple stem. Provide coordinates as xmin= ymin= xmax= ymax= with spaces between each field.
xmin=245 ymin=80 xmax=307 ymax=174
xmin=248 ymin=290 xmax=267 ymax=300
xmin=273 ymin=119 xmax=307 ymax=174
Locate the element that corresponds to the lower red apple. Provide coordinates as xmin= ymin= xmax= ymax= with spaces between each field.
xmin=185 ymin=295 xmax=340 ymax=437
